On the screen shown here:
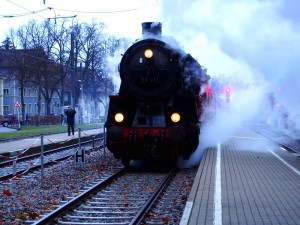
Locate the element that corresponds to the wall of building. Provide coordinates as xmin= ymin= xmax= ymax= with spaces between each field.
xmin=2 ymin=80 xmax=60 ymax=116
xmin=0 ymin=77 xmax=3 ymax=115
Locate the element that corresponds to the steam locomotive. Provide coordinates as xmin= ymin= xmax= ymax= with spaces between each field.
xmin=105 ymin=22 xmax=210 ymax=166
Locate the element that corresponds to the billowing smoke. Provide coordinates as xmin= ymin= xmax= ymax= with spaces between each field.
xmin=155 ymin=0 xmax=300 ymax=167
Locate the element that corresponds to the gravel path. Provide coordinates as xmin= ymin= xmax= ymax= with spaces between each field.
xmin=0 ymin=148 xmax=122 ymax=224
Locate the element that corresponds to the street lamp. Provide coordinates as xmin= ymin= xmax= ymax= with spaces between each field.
xmin=78 ymin=80 xmax=84 ymax=123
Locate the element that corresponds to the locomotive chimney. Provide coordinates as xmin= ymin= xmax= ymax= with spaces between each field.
xmin=142 ymin=22 xmax=162 ymax=37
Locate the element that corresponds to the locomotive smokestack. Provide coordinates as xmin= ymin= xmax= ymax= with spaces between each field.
xmin=142 ymin=22 xmax=162 ymax=37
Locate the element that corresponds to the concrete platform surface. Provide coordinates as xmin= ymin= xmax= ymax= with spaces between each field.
xmin=183 ymin=127 xmax=300 ymax=225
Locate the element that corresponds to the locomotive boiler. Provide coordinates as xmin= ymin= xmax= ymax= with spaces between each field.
xmin=105 ymin=22 xmax=210 ymax=166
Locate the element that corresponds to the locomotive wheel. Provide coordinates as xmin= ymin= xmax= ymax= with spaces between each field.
xmin=171 ymin=156 xmax=178 ymax=168
xmin=171 ymin=145 xmax=179 ymax=168
xmin=121 ymin=156 xmax=130 ymax=167
xmin=122 ymin=158 xmax=130 ymax=167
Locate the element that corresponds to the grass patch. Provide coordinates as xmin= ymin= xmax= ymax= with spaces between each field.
xmin=0 ymin=123 xmax=103 ymax=140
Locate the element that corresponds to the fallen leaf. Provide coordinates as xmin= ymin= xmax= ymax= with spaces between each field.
xmin=147 ymin=187 xmax=156 ymax=192
xmin=30 ymin=194 xmax=37 ymax=199
xmin=16 ymin=213 xmax=27 ymax=220
xmin=3 ymin=189 xmax=12 ymax=196
xmin=28 ymin=211 xmax=40 ymax=220
xmin=16 ymin=174 xmax=23 ymax=178
xmin=43 ymin=196 xmax=51 ymax=201
xmin=52 ymin=180 xmax=60 ymax=185
xmin=99 ymin=163 xmax=106 ymax=169
xmin=146 ymin=212 xmax=155 ymax=219
xmin=161 ymin=216 xmax=169 ymax=223
xmin=53 ymin=200 xmax=59 ymax=205
xmin=181 ymin=194 xmax=188 ymax=202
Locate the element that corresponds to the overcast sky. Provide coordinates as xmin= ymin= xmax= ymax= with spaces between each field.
xmin=1 ymin=0 xmax=300 ymax=131
xmin=0 ymin=0 xmax=160 ymax=38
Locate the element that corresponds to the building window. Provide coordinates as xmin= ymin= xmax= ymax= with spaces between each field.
xmin=28 ymin=103 xmax=32 ymax=114
xmin=3 ymin=88 xmax=9 ymax=95
xmin=28 ymin=88 xmax=31 ymax=97
xmin=3 ymin=105 xmax=9 ymax=112
xmin=34 ymin=103 xmax=37 ymax=113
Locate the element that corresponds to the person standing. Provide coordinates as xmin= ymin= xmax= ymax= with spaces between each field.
xmin=65 ymin=106 xmax=76 ymax=136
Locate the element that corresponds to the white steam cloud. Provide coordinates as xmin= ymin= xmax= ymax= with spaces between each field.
xmin=158 ymin=0 xmax=300 ymax=126
xmin=155 ymin=0 xmax=300 ymax=166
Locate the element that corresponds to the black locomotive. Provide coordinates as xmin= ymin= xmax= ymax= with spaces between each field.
xmin=105 ymin=22 xmax=210 ymax=166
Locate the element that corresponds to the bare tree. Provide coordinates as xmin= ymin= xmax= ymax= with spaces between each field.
xmin=3 ymin=18 xmax=129 ymax=123
xmin=16 ymin=20 xmax=64 ymax=121
xmin=4 ymin=24 xmax=42 ymax=123
xmin=46 ymin=19 xmax=71 ymax=112
xmin=75 ymin=21 xmax=122 ymax=117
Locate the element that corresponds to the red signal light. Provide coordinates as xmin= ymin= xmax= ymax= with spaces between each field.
xmin=224 ymin=86 xmax=231 ymax=103
xmin=225 ymin=86 xmax=231 ymax=95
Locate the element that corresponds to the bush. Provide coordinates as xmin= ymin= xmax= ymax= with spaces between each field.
xmin=30 ymin=115 xmax=61 ymax=125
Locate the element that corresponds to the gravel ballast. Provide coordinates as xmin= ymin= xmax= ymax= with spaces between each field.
xmin=0 ymin=148 xmax=122 ymax=224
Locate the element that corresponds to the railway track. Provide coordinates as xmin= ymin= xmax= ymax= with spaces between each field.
xmin=248 ymin=124 xmax=300 ymax=155
xmin=0 ymin=136 xmax=103 ymax=181
xmin=1 ymin=129 xmax=198 ymax=224
xmin=29 ymin=168 xmax=177 ymax=225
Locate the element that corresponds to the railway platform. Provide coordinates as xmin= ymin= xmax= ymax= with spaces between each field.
xmin=0 ymin=128 xmax=102 ymax=155
xmin=181 ymin=126 xmax=300 ymax=225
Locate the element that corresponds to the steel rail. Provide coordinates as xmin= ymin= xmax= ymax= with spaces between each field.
xmin=30 ymin=168 xmax=126 ymax=225
xmin=248 ymin=125 xmax=300 ymax=155
xmin=0 ymin=137 xmax=103 ymax=180
xmin=130 ymin=168 xmax=176 ymax=225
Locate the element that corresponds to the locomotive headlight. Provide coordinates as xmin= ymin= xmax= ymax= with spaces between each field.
xmin=115 ymin=113 xmax=124 ymax=123
xmin=144 ymin=49 xmax=153 ymax=58
xmin=171 ymin=113 xmax=180 ymax=123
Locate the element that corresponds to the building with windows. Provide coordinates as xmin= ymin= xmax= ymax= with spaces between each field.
xmin=0 ymin=77 xmax=3 ymax=115
xmin=0 ymin=49 xmax=61 ymax=116
xmin=0 ymin=47 xmax=114 ymax=122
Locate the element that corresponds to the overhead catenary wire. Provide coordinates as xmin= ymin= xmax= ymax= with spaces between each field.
xmin=1 ymin=0 xmax=157 ymax=32
xmin=2 ymin=0 xmax=59 ymax=28
xmin=51 ymin=4 xmax=157 ymax=14
xmin=2 ymin=0 xmax=158 ymax=19
xmin=0 ymin=0 xmax=158 ymax=63
xmin=5 ymin=0 xmax=48 ymax=20
xmin=3 ymin=0 xmax=77 ymax=28
xmin=0 ymin=8 xmax=49 ymax=18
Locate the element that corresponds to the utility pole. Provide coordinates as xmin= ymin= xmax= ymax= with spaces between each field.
xmin=70 ymin=31 xmax=75 ymax=108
